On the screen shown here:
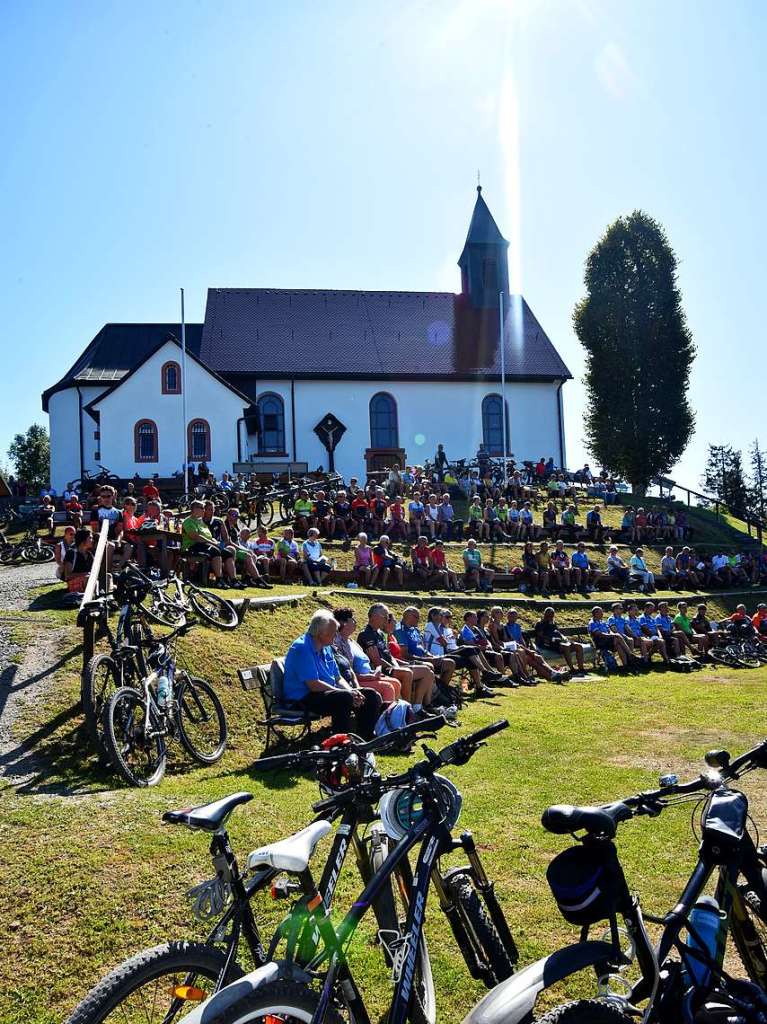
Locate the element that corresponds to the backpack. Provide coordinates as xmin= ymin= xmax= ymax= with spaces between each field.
xmin=374 ymin=700 xmax=413 ymax=737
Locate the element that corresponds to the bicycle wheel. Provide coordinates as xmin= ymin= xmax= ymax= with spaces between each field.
xmin=105 ymin=687 xmax=166 ymax=787
xmin=81 ymin=654 xmax=123 ymax=761
xmin=279 ymin=498 xmax=293 ymax=523
xmin=143 ymin=594 xmax=187 ymax=628
xmin=176 ymin=675 xmax=228 ymax=764
xmin=64 ymin=940 xmax=243 ymax=1024
xmin=26 ymin=542 xmax=55 ymax=563
xmin=536 ymin=1001 xmax=634 ymax=1024
xmin=710 ymin=647 xmax=741 ymax=668
xmin=731 ymin=885 xmax=767 ymax=987
xmin=0 ymin=544 xmax=15 ymax=564
xmin=368 ymin=826 xmax=436 ymax=1024
xmin=732 ymin=643 xmax=762 ymax=669
xmin=257 ymin=499 xmax=274 ymax=528
xmin=444 ymin=869 xmax=515 ymax=985
xmin=187 ymin=586 xmax=239 ymax=630
xmin=204 ymin=979 xmax=344 ymax=1024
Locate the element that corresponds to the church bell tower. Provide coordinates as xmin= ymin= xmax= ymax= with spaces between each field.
xmin=457 ymin=186 xmax=510 ymax=309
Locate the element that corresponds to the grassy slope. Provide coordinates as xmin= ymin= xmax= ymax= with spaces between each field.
xmin=2 ymin=594 xmax=767 ymax=1024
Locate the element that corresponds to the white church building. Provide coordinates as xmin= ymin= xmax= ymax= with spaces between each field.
xmin=43 ymin=188 xmax=571 ymax=489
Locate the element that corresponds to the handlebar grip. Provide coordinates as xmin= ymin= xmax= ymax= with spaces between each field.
xmin=466 ymin=719 xmax=509 ymax=744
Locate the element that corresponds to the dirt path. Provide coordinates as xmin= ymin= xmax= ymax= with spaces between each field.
xmin=0 ymin=621 xmax=74 ymax=788
xmin=0 ymin=561 xmax=55 ymax=612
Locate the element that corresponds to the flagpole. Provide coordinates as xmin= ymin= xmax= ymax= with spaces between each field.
xmin=180 ymin=287 xmax=188 ymax=494
xmin=499 ymin=290 xmax=508 ymax=488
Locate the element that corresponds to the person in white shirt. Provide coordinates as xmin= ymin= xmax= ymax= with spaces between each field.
xmin=629 ymin=547 xmax=655 ymax=592
xmin=422 ymin=607 xmax=500 ymax=696
xmin=302 ymin=528 xmax=333 ymax=585
xmin=54 ymin=526 xmax=76 ymax=580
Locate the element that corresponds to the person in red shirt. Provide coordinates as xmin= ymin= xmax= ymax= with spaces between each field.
xmin=142 ymin=479 xmax=160 ymax=503
xmin=752 ymin=603 xmax=767 ymax=641
xmin=65 ymin=494 xmax=83 ymax=528
xmin=386 ymin=498 xmax=407 ymax=541
xmin=411 ymin=535 xmax=435 ymax=586
xmin=429 ymin=540 xmax=459 ymax=591
xmin=121 ymin=497 xmax=145 ymax=564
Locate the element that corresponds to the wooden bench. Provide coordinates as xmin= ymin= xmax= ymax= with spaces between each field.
xmin=238 ymin=658 xmax=322 ymax=752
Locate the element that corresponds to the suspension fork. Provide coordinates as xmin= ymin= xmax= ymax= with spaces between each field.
xmin=458 ymin=829 xmax=519 ymax=963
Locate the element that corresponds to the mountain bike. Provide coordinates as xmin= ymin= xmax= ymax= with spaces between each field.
xmin=104 ymin=620 xmax=227 ymax=786
xmin=0 ymin=526 xmax=55 ymax=563
xmin=709 ymin=637 xmax=767 ymax=669
xmin=64 ymin=718 xmax=448 ymax=1024
xmin=462 ymin=738 xmax=767 ymax=1024
xmin=242 ymin=486 xmax=277 ymax=528
xmin=181 ymin=720 xmax=516 ymax=1024
xmin=140 ymin=568 xmax=239 ymax=630
xmin=79 ymin=591 xmax=157 ymax=762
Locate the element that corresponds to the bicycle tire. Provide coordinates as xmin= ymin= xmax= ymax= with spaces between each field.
xmin=176 ymin=675 xmax=228 ymax=765
xmin=732 ymin=644 xmax=762 ymax=669
xmin=731 ymin=886 xmax=767 ymax=988
xmin=257 ymin=500 xmax=274 ymax=528
xmin=710 ymin=647 xmax=741 ymax=668
xmin=444 ymin=870 xmax=515 ymax=986
xmin=81 ymin=654 xmax=123 ymax=762
xmin=368 ymin=826 xmax=436 ymax=1024
xmin=279 ymin=498 xmax=293 ymax=523
xmin=143 ymin=595 xmax=187 ymax=628
xmin=105 ymin=687 xmax=166 ymax=787
xmin=25 ymin=542 xmax=55 ymax=563
xmin=202 ymin=979 xmax=345 ymax=1024
xmin=536 ymin=1000 xmax=634 ymax=1024
xmin=188 ymin=586 xmax=239 ymax=630
xmin=64 ymin=940 xmax=244 ymax=1024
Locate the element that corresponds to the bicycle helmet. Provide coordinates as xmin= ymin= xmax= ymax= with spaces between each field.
xmin=378 ymin=774 xmax=462 ymax=841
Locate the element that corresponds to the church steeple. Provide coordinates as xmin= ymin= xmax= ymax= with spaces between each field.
xmin=458 ymin=186 xmax=510 ymax=309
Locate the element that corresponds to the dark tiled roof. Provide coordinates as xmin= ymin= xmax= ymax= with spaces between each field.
xmin=42 ymin=323 xmax=203 ymax=410
xmin=201 ymin=288 xmax=570 ymax=381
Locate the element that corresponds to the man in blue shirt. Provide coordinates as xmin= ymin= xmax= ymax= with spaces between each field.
xmin=588 ymin=606 xmax=631 ymax=666
xmin=283 ymin=609 xmax=381 ymax=737
xmin=653 ymin=600 xmax=681 ymax=657
xmin=395 ymin=606 xmax=457 ymax=690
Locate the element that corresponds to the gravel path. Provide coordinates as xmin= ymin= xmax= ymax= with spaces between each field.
xmin=0 ymin=562 xmax=74 ymax=790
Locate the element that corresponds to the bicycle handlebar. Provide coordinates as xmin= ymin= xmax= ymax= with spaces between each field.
xmin=311 ymin=719 xmax=509 ymax=814
xmin=252 ymin=715 xmax=448 ymax=773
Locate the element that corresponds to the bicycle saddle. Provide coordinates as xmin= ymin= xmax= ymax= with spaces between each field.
xmin=542 ymin=801 xmax=632 ymax=838
xmin=247 ymin=820 xmax=333 ymax=874
xmin=163 ymin=792 xmax=253 ymax=832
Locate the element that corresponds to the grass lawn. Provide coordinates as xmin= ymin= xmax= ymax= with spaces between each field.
xmin=3 ymin=591 xmax=767 ymax=1024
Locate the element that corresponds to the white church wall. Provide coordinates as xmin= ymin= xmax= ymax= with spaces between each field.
xmin=286 ymin=378 xmax=563 ymax=481
xmin=49 ymin=385 xmax=109 ymax=490
xmin=93 ymin=341 xmax=245 ymax=479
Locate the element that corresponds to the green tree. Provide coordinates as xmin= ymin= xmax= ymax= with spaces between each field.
xmin=573 ymin=211 xmax=696 ymax=495
xmin=7 ymin=424 xmax=50 ymax=490
xmin=702 ymin=443 xmax=749 ymax=515
xmin=748 ymin=438 xmax=767 ymax=524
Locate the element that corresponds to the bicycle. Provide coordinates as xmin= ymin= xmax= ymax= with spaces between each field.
xmin=182 ymin=720 xmax=516 ymax=1024
xmin=0 ymin=524 xmax=55 ymax=564
xmin=140 ymin=568 xmax=240 ymax=630
xmin=462 ymin=738 xmax=767 ymax=1024
xmin=64 ymin=718 xmax=449 ymax=1024
xmin=79 ymin=583 xmax=158 ymax=761
xmin=104 ymin=619 xmax=227 ymax=786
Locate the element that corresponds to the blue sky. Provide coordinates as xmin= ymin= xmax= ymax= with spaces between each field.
xmin=1 ymin=0 xmax=764 ymax=487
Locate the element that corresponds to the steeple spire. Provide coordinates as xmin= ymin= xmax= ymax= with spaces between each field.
xmin=458 ymin=186 xmax=509 ymax=308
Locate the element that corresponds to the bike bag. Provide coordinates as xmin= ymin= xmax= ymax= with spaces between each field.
xmin=701 ymin=789 xmax=748 ymax=862
xmin=546 ymin=841 xmax=625 ymax=926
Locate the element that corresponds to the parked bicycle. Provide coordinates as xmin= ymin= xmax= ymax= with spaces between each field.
xmin=179 ymin=720 xmax=515 ymax=1024
xmin=463 ymin=738 xmax=767 ymax=1024
xmin=104 ymin=619 xmax=227 ymax=787
xmin=141 ymin=567 xmax=240 ymax=631
xmin=64 ymin=717 xmax=449 ymax=1024
xmin=0 ymin=525 xmax=55 ymax=564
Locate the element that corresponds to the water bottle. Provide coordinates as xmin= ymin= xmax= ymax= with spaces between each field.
xmin=156 ymin=673 xmax=171 ymax=708
xmin=685 ymin=895 xmax=722 ymax=987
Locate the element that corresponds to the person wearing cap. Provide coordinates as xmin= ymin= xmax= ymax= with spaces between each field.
xmin=588 ymin=605 xmax=632 ymax=668
xmin=692 ymin=603 xmax=726 ymax=650
xmin=429 ymin=540 xmax=459 ymax=591
xmin=629 ymin=547 xmax=655 ymax=593
xmin=752 ymin=603 xmax=767 ymax=640
xmin=181 ymin=499 xmax=239 ymax=588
